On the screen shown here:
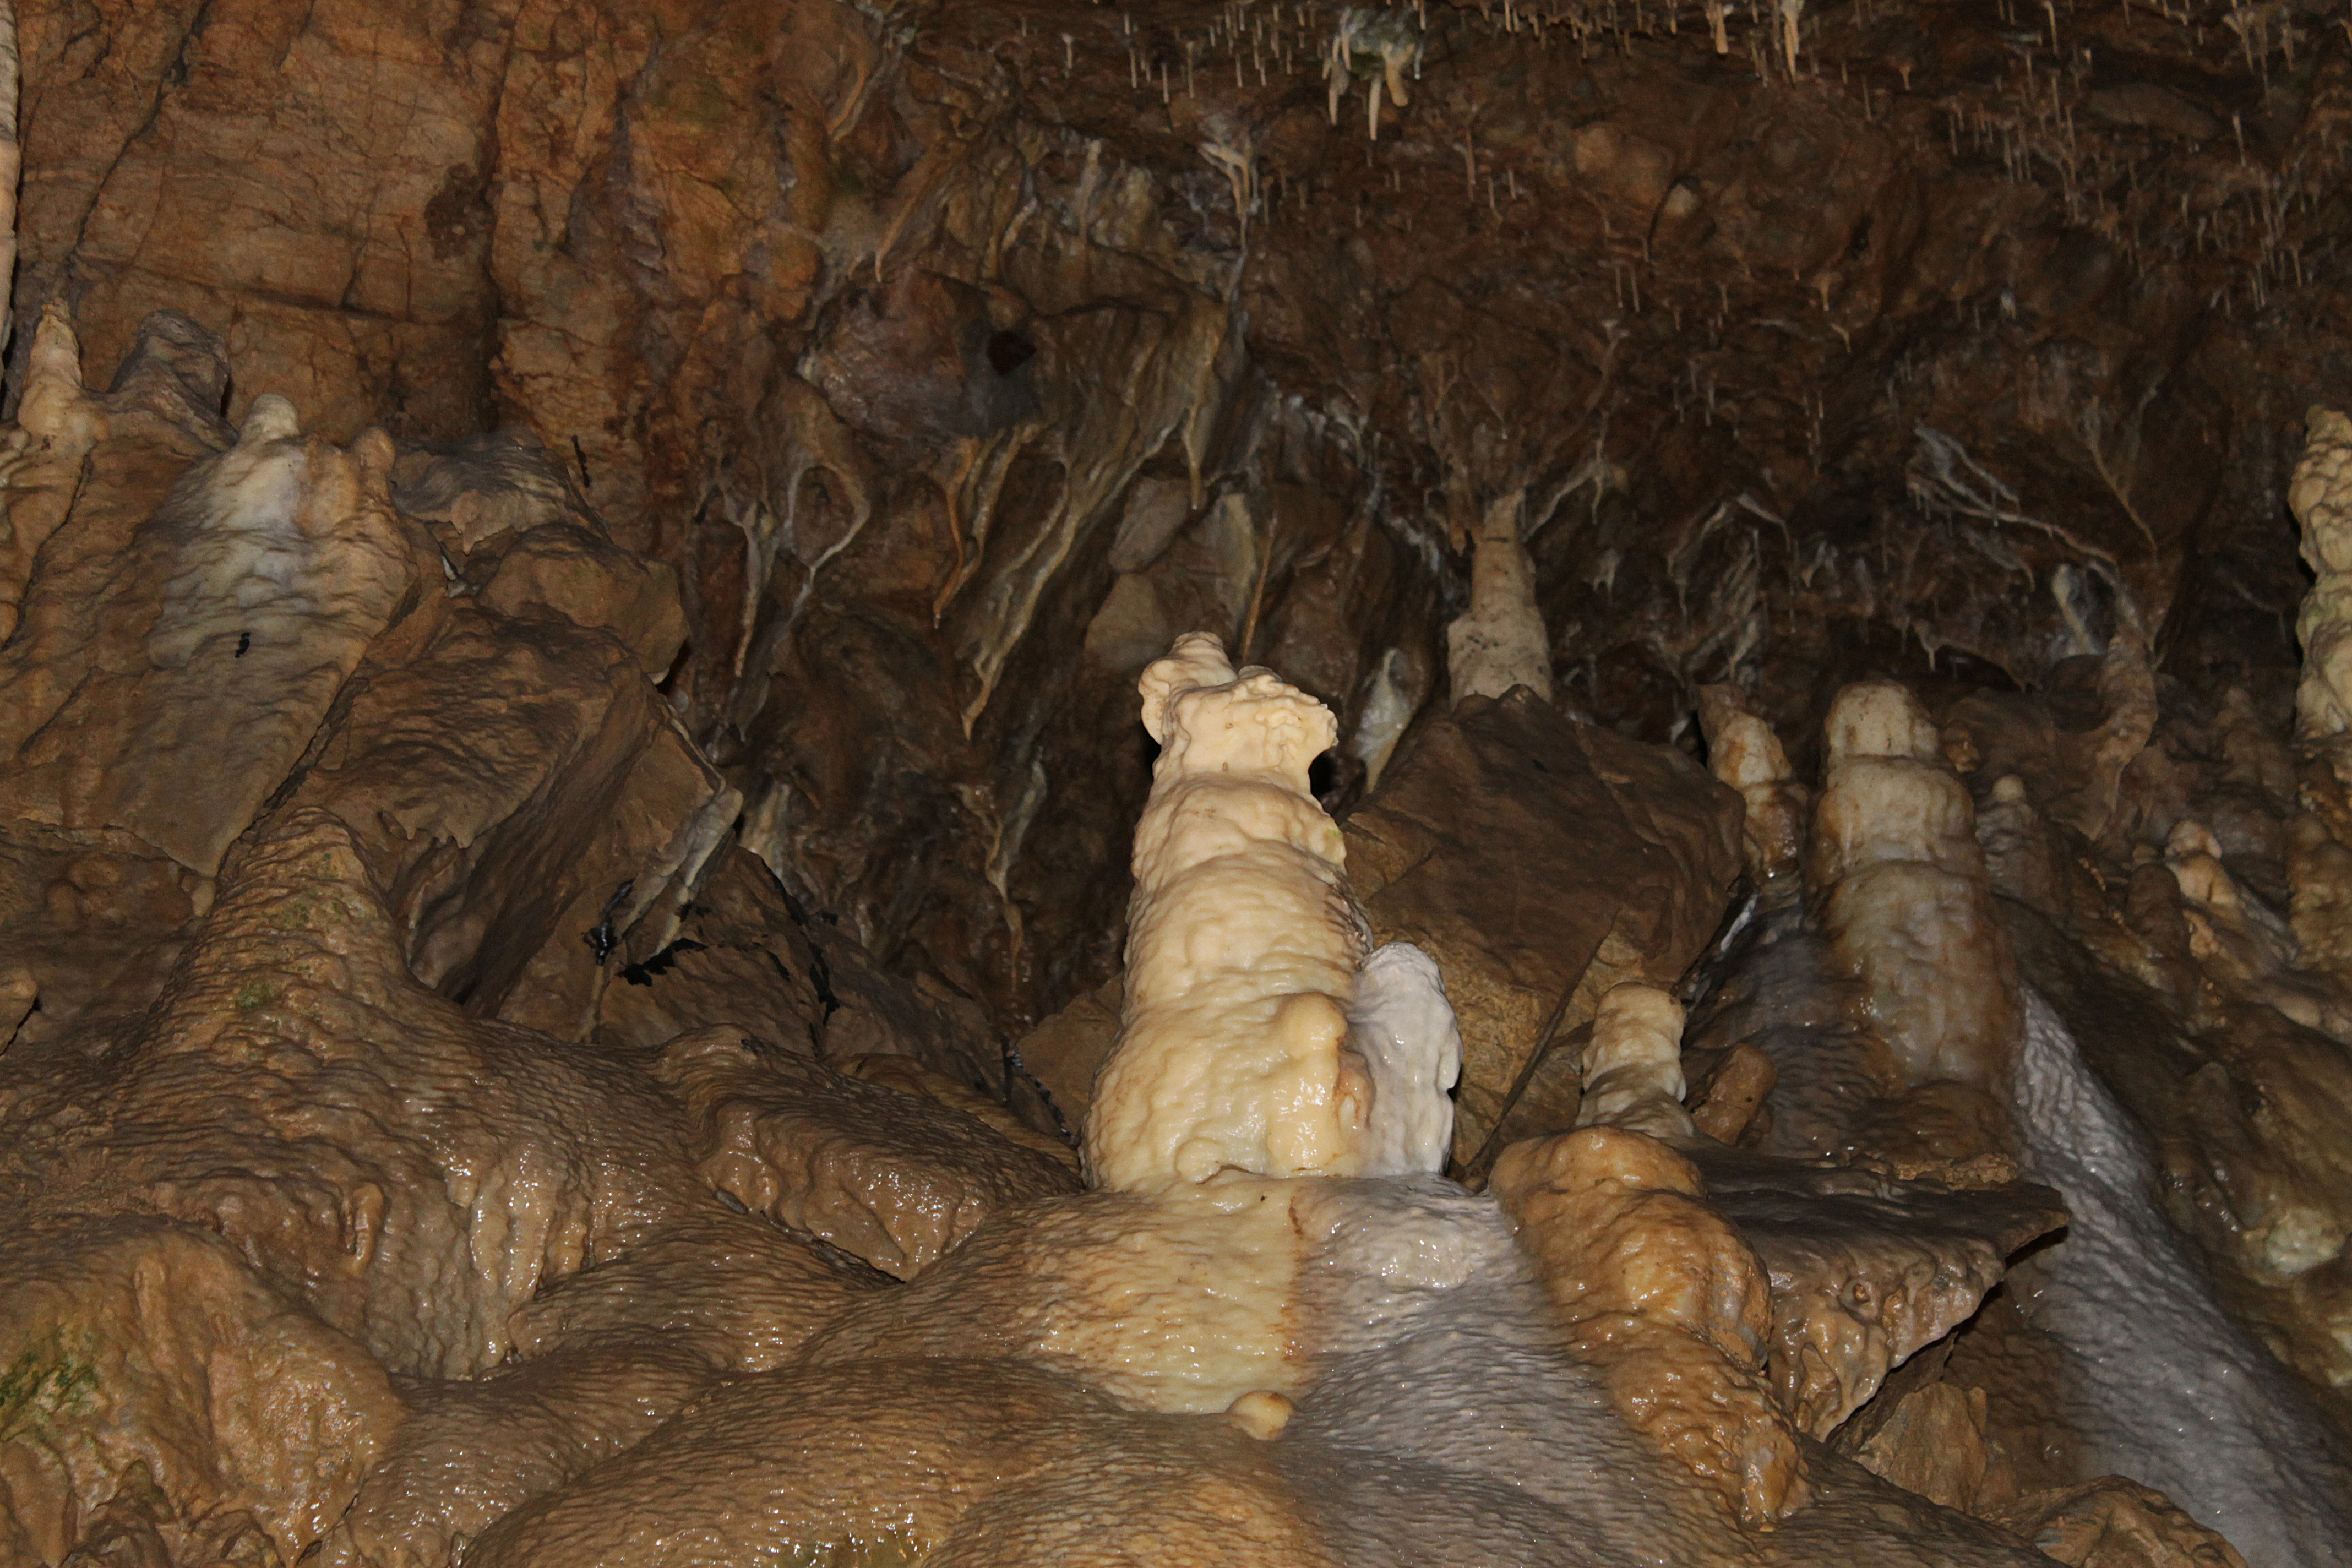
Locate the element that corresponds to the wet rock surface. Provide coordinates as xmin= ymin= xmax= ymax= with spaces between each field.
xmin=5 ymin=0 xmax=2352 ymax=1563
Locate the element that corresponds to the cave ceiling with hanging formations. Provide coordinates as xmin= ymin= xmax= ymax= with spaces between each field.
xmin=12 ymin=0 xmax=2352 ymax=1562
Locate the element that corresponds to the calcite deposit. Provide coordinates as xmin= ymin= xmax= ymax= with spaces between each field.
xmin=8 ymin=0 xmax=2352 ymax=1564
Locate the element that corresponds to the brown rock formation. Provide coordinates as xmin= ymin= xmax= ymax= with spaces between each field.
xmin=7 ymin=0 xmax=2352 ymax=1562
xmin=1491 ymin=1125 xmax=1808 ymax=1529
xmin=1344 ymin=689 xmax=1744 ymax=1164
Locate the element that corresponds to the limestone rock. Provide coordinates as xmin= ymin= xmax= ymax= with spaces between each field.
xmin=460 ymin=1358 xmax=1334 ymax=1568
xmin=1838 ymin=1380 xmax=2010 ymax=1513
xmin=0 ymin=1218 xmax=403 ymax=1566
xmin=1690 ymin=1148 xmax=2066 ymax=1436
xmin=839 ymin=1051 xmax=1080 ymax=1172
xmin=1492 ymin=1126 xmax=1808 ymax=1528
xmin=392 ymin=431 xmax=586 ymax=557
xmin=479 ymin=522 xmax=687 ymax=679
xmin=1687 ymin=1041 xmax=1778 ymax=1144
xmin=1344 ymin=690 xmax=1744 ymax=1163
xmin=658 ymin=1028 xmax=1081 ymax=1278
xmin=1993 ymin=1477 xmax=2253 ymax=1568
xmin=1009 ymin=976 xmax=1122 ymax=1135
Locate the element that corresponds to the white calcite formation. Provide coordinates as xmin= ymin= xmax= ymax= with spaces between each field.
xmin=1574 ymin=981 xmax=1698 ymax=1141
xmin=1445 ymin=488 xmax=1554 ymax=705
xmin=1698 ymin=684 xmax=1806 ymax=881
xmin=1344 ymin=941 xmax=1465 ymax=1177
xmin=1810 ymin=681 xmax=2022 ymax=1086
xmin=2008 ymin=993 xmax=2352 ymax=1568
xmin=1085 ymin=631 xmax=1457 ymax=1190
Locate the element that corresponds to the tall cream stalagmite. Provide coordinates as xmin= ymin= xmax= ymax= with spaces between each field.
xmin=1086 ymin=633 xmax=1456 ymax=1190
xmin=1698 ymin=684 xmax=1806 ymax=880
xmin=1089 ymin=633 xmax=1361 ymax=1189
xmin=1811 ymin=682 xmax=2022 ymax=1085
xmin=2291 ymin=407 xmax=2352 ymax=754
xmin=1447 ymin=489 xmax=1553 ymax=704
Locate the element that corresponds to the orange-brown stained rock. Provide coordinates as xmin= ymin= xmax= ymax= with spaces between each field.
xmin=0 ymin=304 xmax=110 ymax=643
xmin=589 ymin=845 xmax=830 ymax=1056
xmin=321 ymin=1339 xmax=717 ymax=1568
xmin=1344 ymin=691 xmax=1743 ymax=1163
xmin=0 ymin=1216 xmax=403 ymax=1565
xmin=1689 ymin=1042 xmax=1779 ymax=1145
xmin=794 ymin=1182 xmax=1313 ymax=1418
xmin=1992 ymin=1477 xmax=2253 ymax=1568
xmin=1 ymin=798 xmax=883 ymax=1566
xmin=504 ymin=1207 xmax=888 ymax=1372
xmin=1691 ymin=1151 xmax=2065 ymax=1438
xmin=837 ymin=1051 xmax=1080 ymax=1172
xmin=657 ymin=1028 xmax=1081 ymax=1278
xmin=1490 ymin=1125 xmax=1809 ymax=1529
xmin=1010 ymin=976 xmax=1123 ymax=1134
xmin=478 ymin=521 xmax=687 ymax=680
xmin=281 ymin=598 xmax=734 ymax=1037
xmin=2 ymin=804 xmax=835 ymax=1383
xmin=0 ymin=398 xmax=431 ymax=878
xmin=461 ymin=1358 xmax=1336 ymax=1568
xmin=1839 ymin=1380 xmax=2010 ymax=1512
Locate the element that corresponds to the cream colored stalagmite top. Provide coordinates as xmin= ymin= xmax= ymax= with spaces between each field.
xmin=1810 ymin=682 xmax=2021 ymax=1086
xmin=1085 ymin=633 xmax=1459 ymax=1191
xmin=1697 ymin=684 xmax=1806 ymax=881
xmin=2292 ymin=407 xmax=2352 ymax=752
xmin=1446 ymin=489 xmax=1554 ymax=705
xmin=1574 ymin=982 xmax=1698 ymax=1142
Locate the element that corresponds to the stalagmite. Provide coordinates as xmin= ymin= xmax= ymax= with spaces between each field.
xmin=1698 ymin=684 xmax=1806 ymax=880
xmin=1348 ymin=646 xmax=1419 ymax=790
xmin=2293 ymin=407 xmax=2352 ymax=765
xmin=1811 ymin=681 xmax=2022 ymax=1086
xmin=1085 ymin=631 xmax=1457 ymax=1190
xmin=1446 ymin=488 xmax=1553 ymax=704
xmin=1492 ymin=1126 xmax=1809 ymax=1528
xmin=1974 ymin=774 xmax=2064 ymax=912
xmin=0 ymin=304 xmax=110 ymax=641
xmin=1574 ymin=981 xmax=1698 ymax=1141
xmin=1344 ymin=941 xmax=1464 ymax=1174
xmin=7 ymin=302 xmax=107 ymax=459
